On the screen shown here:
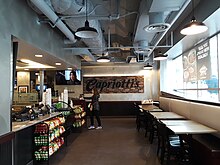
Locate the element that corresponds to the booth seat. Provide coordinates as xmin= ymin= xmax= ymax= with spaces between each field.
xmin=159 ymin=97 xmax=220 ymax=164
xmin=189 ymin=102 xmax=220 ymax=136
xmin=169 ymin=99 xmax=191 ymax=119
xmin=159 ymin=97 xmax=170 ymax=112
xmin=159 ymin=97 xmax=220 ymax=135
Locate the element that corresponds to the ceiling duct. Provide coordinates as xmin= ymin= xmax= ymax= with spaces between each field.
xmin=133 ymin=40 xmax=152 ymax=56
xmin=144 ymin=12 xmax=170 ymax=32
xmin=29 ymin=0 xmax=77 ymax=43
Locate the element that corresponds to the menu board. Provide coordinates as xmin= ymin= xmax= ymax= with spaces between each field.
xmin=183 ymin=41 xmax=211 ymax=82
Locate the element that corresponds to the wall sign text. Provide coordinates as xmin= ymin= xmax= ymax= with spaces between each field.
xmin=83 ymin=76 xmax=144 ymax=93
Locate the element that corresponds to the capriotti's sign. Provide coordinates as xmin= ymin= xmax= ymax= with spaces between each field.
xmin=83 ymin=76 xmax=144 ymax=93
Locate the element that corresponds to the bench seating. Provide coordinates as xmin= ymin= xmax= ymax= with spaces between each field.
xmin=159 ymin=96 xmax=220 ymax=164
xmin=159 ymin=97 xmax=220 ymax=135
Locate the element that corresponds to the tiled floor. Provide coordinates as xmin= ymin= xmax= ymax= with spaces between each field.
xmin=48 ymin=117 xmax=189 ymax=165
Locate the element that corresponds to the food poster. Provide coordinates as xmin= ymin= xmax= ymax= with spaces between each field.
xmin=196 ymin=41 xmax=211 ymax=80
xmin=183 ymin=49 xmax=197 ymax=82
xmin=183 ymin=41 xmax=211 ymax=82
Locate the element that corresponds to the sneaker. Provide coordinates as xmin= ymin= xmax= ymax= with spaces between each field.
xmin=96 ymin=126 xmax=103 ymax=130
xmin=88 ymin=126 xmax=95 ymax=130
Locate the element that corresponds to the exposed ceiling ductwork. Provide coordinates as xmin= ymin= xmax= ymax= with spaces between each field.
xmin=28 ymin=0 xmax=192 ymax=64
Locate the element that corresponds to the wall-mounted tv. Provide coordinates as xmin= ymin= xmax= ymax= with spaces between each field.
xmin=55 ymin=70 xmax=81 ymax=85
xmin=35 ymin=85 xmax=47 ymax=91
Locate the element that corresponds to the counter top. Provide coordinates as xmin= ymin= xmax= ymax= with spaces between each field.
xmin=12 ymin=112 xmax=61 ymax=132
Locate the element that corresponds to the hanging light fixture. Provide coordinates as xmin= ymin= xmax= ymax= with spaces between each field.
xmin=75 ymin=0 xmax=98 ymax=38
xmin=143 ymin=63 xmax=153 ymax=70
xmin=97 ymin=53 xmax=110 ymax=63
xmin=97 ymin=26 xmax=111 ymax=63
xmin=153 ymin=51 xmax=168 ymax=61
xmin=180 ymin=0 xmax=208 ymax=35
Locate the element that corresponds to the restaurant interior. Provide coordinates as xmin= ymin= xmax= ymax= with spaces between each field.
xmin=0 ymin=0 xmax=220 ymax=165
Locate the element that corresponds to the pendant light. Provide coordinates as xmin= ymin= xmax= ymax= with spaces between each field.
xmin=180 ymin=0 xmax=208 ymax=35
xmin=97 ymin=53 xmax=110 ymax=63
xmin=97 ymin=27 xmax=111 ymax=63
xmin=75 ymin=0 xmax=98 ymax=38
xmin=143 ymin=63 xmax=153 ymax=70
xmin=153 ymin=51 xmax=168 ymax=61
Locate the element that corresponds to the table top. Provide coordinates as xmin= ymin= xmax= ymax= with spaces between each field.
xmin=150 ymin=112 xmax=186 ymax=119
xmin=166 ymin=124 xmax=217 ymax=134
xmin=160 ymin=120 xmax=199 ymax=126
xmin=139 ymin=105 xmax=162 ymax=111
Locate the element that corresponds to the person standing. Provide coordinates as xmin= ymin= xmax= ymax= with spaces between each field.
xmin=67 ymin=71 xmax=81 ymax=85
xmin=84 ymin=88 xmax=102 ymax=130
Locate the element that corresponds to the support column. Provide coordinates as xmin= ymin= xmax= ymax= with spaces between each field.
xmin=39 ymin=70 xmax=44 ymax=101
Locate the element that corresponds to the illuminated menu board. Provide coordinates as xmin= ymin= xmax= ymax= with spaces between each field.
xmin=183 ymin=40 xmax=211 ymax=82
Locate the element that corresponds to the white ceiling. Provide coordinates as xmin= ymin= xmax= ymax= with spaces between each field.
xmin=15 ymin=38 xmax=75 ymax=71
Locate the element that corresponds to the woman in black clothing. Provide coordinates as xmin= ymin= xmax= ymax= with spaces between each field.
xmin=84 ymin=88 xmax=102 ymax=130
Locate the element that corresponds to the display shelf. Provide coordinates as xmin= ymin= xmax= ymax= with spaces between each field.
xmin=72 ymin=106 xmax=86 ymax=128
xmin=34 ymin=116 xmax=65 ymax=164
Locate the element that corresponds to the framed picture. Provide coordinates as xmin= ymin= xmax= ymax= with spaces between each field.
xmin=18 ymin=86 xmax=28 ymax=93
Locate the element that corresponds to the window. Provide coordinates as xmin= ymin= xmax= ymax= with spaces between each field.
xmin=162 ymin=33 xmax=220 ymax=103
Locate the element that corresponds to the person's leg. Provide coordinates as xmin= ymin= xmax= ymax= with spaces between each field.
xmin=88 ymin=110 xmax=95 ymax=129
xmin=90 ymin=110 xmax=95 ymax=126
xmin=94 ymin=110 xmax=101 ymax=127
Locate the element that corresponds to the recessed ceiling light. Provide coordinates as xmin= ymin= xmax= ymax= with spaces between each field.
xmin=55 ymin=62 xmax=61 ymax=66
xmin=67 ymin=67 xmax=72 ymax=70
xmin=24 ymin=68 xmax=29 ymax=71
xmin=35 ymin=54 xmax=43 ymax=57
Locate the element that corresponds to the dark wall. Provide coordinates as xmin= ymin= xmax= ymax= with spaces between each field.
xmin=0 ymin=132 xmax=14 ymax=165
xmin=85 ymin=101 xmax=141 ymax=116
xmin=14 ymin=126 xmax=34 ymax=165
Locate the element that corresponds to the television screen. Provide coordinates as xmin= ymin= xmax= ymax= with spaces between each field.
xmin=35 ymin=85 xmax=47 ymax=91
xmin=55 ymin=70 xmax=81 ymax=85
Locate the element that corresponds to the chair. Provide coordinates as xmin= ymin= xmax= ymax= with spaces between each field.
xmin=144 ymin=111 xmax=157 ymax=142
xmin=133 ymin=103 xmax=148 ymax=133
xmin=156 ymin=120 xmax=183 ymax=164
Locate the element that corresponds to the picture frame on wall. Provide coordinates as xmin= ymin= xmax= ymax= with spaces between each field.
xmin=18 ymin=85 xmax=28 ymax=93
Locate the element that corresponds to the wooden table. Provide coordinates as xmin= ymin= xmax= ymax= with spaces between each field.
xmin=139 ymin=105 xmax=162 ymax=112
xmin=161 ymin=119 xmax=218 ymax=163
xmin=150 ymin=112 xmax=185 ymax=120
xmin=165 ymin=123 xmax=217 ymax=134
xmin=160 ymin=119 xmax=217 ymax=134
xmin=161 ymin=120 xmax=199 ymax=126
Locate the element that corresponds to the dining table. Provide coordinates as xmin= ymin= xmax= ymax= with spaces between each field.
xmin=160 ymin=119 xmax=218 ymax=163
xmin=150 ymin=111 xmax=186 ymax=120
xmin=160 ymin=119 xmax=217 ymax=134
xmin=139 ymin=105 xmax=163 ymax=112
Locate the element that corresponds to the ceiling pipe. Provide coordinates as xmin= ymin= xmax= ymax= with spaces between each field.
xmin=30 ymin=0 xmax=77 ymax=43
xmin=50 ymin=0 xmax=105 ymax=56
xmin=64 ymin=45 xmax=173 ymax=50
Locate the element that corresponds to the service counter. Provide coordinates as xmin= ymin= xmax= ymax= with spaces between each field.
xmin=12 ymin=112 xmax=61 ymax=132
xmin=12 ymin=112 xmax=61 ymax=165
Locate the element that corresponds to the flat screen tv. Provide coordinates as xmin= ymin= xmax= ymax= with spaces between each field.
xmin=55 ymin=70 xmax=81 ymax=85
xmin=35 ymin=85 xmax=47 ymax=91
